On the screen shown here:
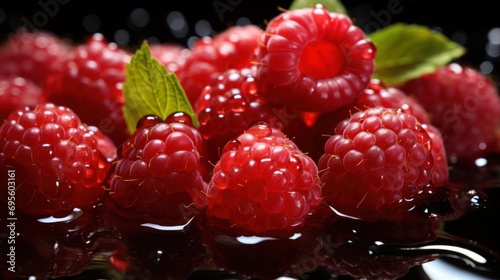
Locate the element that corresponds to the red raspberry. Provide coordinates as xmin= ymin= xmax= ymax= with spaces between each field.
xmin=149 ymin=43 xmax=192 ymax=74
xmin=0 ymin=29 xmax=70 ymax=87
xmin=206 ymin=123 xmax=322 ymax=234
xmin=178 ymin=24 xmax=262 ymax=104
xmin=0 ymin=103 xmax=115 ymax=217
xmin=0 ymin=76 xmax=44 ymax=121
xmin=318 ymin=106 xmax=447 ymax=221
xmin=195 ymin=67 xmax=285 ymax=163
xmin=344 ymin=79 xmax=429 ymax=124
xmin=398 ymin=63 xmax=500 ymax=162
xmin=255 ymin=4 xmax=376 ymax=112
xmin=283 ymin=79 xmax=430 ymax=163
xmin=43 ymin=33 xmax=132 ymax=146
xmin=108 ymin=113 xmax=208 ymax=225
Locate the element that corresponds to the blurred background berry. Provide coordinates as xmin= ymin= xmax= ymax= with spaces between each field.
xmin=0 ymin=0 xmax=498 ymax=87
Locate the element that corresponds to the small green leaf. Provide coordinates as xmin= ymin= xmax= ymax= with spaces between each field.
xmin=289 ymin=0 xmax=347 ymax=14
xmin=122 ymin=41 xmax=198 ymax=134
xmin=370 ymin=23 xmax=466 ymax=86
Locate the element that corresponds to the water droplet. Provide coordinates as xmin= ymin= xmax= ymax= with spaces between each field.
xmin=228 ymin=94 xmax=248 ymax=113
xmin=222 ymin=139 xmax=242 ymax=154
xmin=136 ymin=115 xmax=162 ymax=129
xmin=165 ymin=111 xmax=193 ymax=127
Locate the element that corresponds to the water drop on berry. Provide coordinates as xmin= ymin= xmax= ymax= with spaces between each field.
xmin=241 ymin=76 xmax=258 ymax=95
xmin=361 ymin=40 xmax=377 ymax=59
xmin=247 ymin=123 xmax=272 ymax=138
xmin=165 ymin=111 xmax=193 ymax=127
xmin=222 ymin=139 xmax=242 ymax=154
xmin=228 ymin=94 xmax=248 ymax=113
xmin=136 ymin=115 xmax=162 ymax=129
xmin=289 ymin=154 xmax=304 ymax=173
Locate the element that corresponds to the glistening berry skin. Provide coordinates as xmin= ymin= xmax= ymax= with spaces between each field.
xmin=0 ymin=76 xmax=43 ymax=121
xmin=195 ymin=67 xmax=285 ymax=164
xmin=178 ymin=25 xmax=262 ymax=105
xmin=109 ymin=114 xmax=208 ymax=225
xmin=0 ymin=30 xmax=70 ymax=87
xmin=398 ymin=63 xmax=500 ymax=161
xmin=0 ymin=103 xmax=115 ymax=217
xmin=255 ymin=4 xmax=376 ymax=112
xmin=284 ymin=79 xmax=430 ymax=163
xmin=43 ymin=33 xmax=132 ymax=146
xmin=318 ymin=107 xmax=447 ymax=221
xmin=206 ymin=123 xmax=322 ymax=234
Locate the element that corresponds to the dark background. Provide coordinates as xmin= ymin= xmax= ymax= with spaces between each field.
xmin=0 ymin=0 xmax=499 ymax=85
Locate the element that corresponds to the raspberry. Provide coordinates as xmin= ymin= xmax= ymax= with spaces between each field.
xmin=108 ymin=113 xmax=208 ymax=225
xmin=345 ymin=79 xmax=429 ymax=124
xmin=398 ymin=63 xmax=500 ymax=162
xmin=255 ymin=4 xmax=376 ymax=112
xmin=0 ymin=76 xmax=44 ymax=121
xmin=195 ymin=67 xmax=285 ymax=163
xmin=149 ymin=43 xmax=192 ymax=74
xmin=43 ymin=33 xmax=132 ymax=146
xmin=284 ymin=79 xmax=430 ymax=162
xmin=0 ymin=103 xmax=115 ymax=217
xmin=178 ymin=24 xmax=262 ymax=104
xmin=0 ymin=29 xmax=70 ymax=87
xmin=318 ymin=106 xmax=447 ymax=221
xmin=205 ymin=123 xmax=322 ymax=234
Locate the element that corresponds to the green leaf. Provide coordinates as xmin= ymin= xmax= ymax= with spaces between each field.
xmin=289 ymin=0 xmax=347 ymax=14
xmin=122 ymin=41 xmax=198 ymax=134
xmin=370 ymin=23 xmax=466 ymax=86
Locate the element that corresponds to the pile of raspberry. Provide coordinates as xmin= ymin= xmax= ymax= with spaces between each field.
xmin=1 ymin=4 xmax=499 ymax=238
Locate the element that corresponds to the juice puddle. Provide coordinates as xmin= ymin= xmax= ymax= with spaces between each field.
xmin=2 ymin=155 xmax=500 ymax=280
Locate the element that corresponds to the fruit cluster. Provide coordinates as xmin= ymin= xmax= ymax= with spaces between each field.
xmin=1 ymin=3 xmax=499 ymax=278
